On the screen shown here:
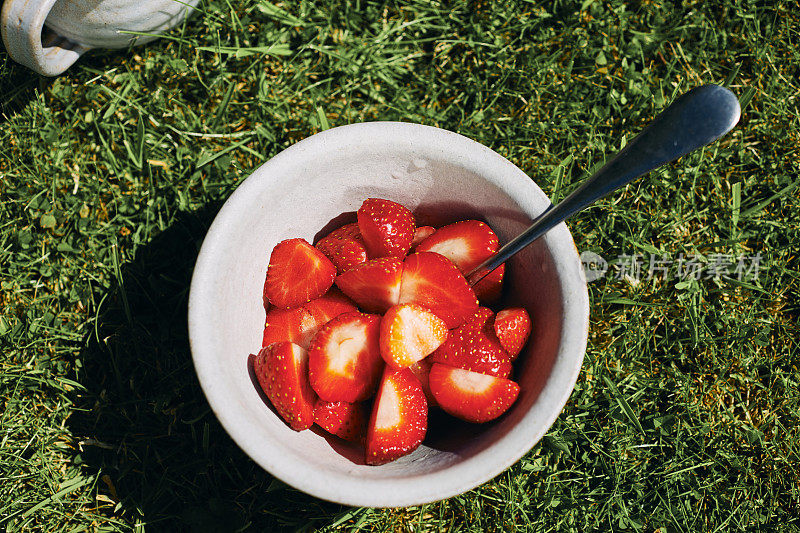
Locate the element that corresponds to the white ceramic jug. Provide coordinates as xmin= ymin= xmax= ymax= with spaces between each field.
xmin=1 ymin=0 xmax=199 ymax=76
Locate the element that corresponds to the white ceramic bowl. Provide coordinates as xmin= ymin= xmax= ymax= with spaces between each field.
xmin=188 ymin=122 xmax=589 ymax=508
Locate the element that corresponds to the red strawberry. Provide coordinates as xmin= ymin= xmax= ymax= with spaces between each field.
xmin=264 ymin=238 xmax=337 ymax=309
xmin=415 ymin=220 xmax=505 ymax=305
xmin=253 ymin=342 xmax=317 ymax=431
xmin=357 ymin=198 xmax=415 ymax=259
xmin=335 ymin=257 xmax=402 ymax=313
xmin=493 ymin=307 xmax=531 ymax=360
xmin=472 ymin=264 xmax=505 ymax=305
xmin=398 ymin=252 xmax=478 ymax=328
xmin=411 ymin=226 xmax=436 ymax=248
xmin=409 ymin=358 xmax=437 ymax=406
xmin=315 ymin=223 xmax=368 ymax=273
xmin=380 ymin=304 xmax=448 ymax=368
xmin=429 ymin=307 xmax=512 ymax=377
xmin=314 ymin=399 xmax=366 ymax=442
xmin=415 ymin=220 xmax=499 ymax=273
xmin=366 ymin=367 xmax=427 ymax=465
xmin=261 ymin=306 xmax=315 ymax=348
xmin=262 ymin=277 xmax=272 ymax=311
xmin=303 ymin=288 xmax=358 ymax=329
xmin=308 ymin=312 xmax=384 ymax=402
xmin=262 ymin=288 xmax=357 ymax=350
xmin=428 ymin=363 xmax=520 ymax=423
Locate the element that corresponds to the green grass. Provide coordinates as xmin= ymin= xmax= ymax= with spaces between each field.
xmin=2 ymin=0 xmax=799 ymax=530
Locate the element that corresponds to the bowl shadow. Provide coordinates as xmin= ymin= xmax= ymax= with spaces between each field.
xmin=67 ymin=203 xmax=354 ymax=531
xmin=0 ymin=47 xmax=51 ymax=124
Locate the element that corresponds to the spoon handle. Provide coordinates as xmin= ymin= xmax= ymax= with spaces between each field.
xmin=467 ymin=84 xmax=741 ymax=286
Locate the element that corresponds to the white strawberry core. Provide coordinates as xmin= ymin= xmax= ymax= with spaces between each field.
xmin=426 ymin=239 xmax=469 ymax=269
xmin=298 ymin=312 xmax=320 ymax=349
xmin=397 ymin=307 xmax=440 ymax=361
xmin=449 ymin=367 xmax=495 ymax=394
xmin=375 ymin=380 xmax=401 ymax=430
xmin=323 ymin=322 xmax=367 ymax=375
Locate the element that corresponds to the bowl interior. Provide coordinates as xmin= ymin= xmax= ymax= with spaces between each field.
xmin=189 ymin=123 xmax=588 ymax=507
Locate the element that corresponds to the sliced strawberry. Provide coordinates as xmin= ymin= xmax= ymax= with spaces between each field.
xmin=304 ymin=288 xmax=358 ymax=328
xmin=262 ymin=289 xmax=357 ymax=350
xmin=315 ymin=223 xmax=368 ymax=273
xmin=366 ymin=367 xmax=427 ymax=465
xmin=380 ymin=304 xmax=448 ymax=368
xmin=262 ymin=277 xmax=272 ymax=311
xmin=262 ymin=306 xmax=315 ymax=348
xmin=398 ymin=252 xmax=478 ymax=328
xmin=415 ymin=220 xmax=499 ymax=273
xmin=428 ymin=363 xmax=519 ymax=423
xmin=253 ymin=342 xmax=317 ymax=431
xmin=411 ymin=226 xmax=436 ymax=248
xmin=494 ymin=307 xmax=532 ymax=360
xmin=415 ymin=220 xmax=505 ymax=305
xmin=314 ymin=399 xmax=366 ymax=442
xmin=472 ymin=264 xmax=505 ymax=305
xmin=264 ymin=238 xmax=337 ymax=309
xmin=335 ymin=257 xmax=402 ymax=313
xmin=308 ymin=312 xmax=384 ymax=402
xmin=409 ymin=358 xmax=437 ymax=407
xmin=357 ymin=198 xmax=415 ymax=259
xmin=429 ymin=307 xmax=512 ymax=377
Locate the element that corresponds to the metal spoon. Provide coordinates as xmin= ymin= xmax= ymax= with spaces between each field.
xmin=466 ymin=84 xmax=742 ymax=286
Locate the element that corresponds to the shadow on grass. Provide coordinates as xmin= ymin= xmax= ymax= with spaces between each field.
xmin=0 ymin=48 xmax=50 ymax=122
xmin=69 ymin=203 xmax=351 ymax=532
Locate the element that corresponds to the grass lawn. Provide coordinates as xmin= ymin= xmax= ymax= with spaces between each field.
xmin=1 ymin=0 xmax=799 ymax=530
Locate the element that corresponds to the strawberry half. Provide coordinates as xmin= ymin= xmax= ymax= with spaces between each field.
xmin=264 ymin=238 xmax=337 ymax=309
xmin=262 ymin=306 xmax=315 ymax=348
xmin=366 ymin=367 xmax=427 ymax=465
xmin=428 ymin=363 xmax=520 ymax=423
xmin=308 ymin=312 xmax=384 ymax=402
xmin=415 ymin=220 xmax=498 ymax=273
xmin=429 ymin=307 xmax=512 ymax=377
xmin=314 ymin=399 xmax=366 ymax=442
xmin=304 ymin=287 xmax=358 ymax=328
xmin=493 ymin=307 xmax=532 ymax=360
xmin=315 ymin=223 xmax=368 ymax=273
xmin=398 ymin=252 xmax=478 ymax=328
xmin=335 ymin=257 xmax=402 ymax=313
xmin=357 ymin=198 xmax=415 ymax=259
xmin=262 ymin=288 xmax=357 ymax=350
xmin=415 ymin=220 xmax=504 ymax=304
xmin=380 ymin=304 xmax=448 ymax=368
xmin=411 ymin=225 xmax=436 ymax=248
xmin=253 ymin=342 xmax=317 ymax=431
xmin=262 ymin=277 xmax=272 ymax=311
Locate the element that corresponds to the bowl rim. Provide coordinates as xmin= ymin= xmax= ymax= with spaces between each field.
xmin=188 ymin=121 xmax=589 ymax=508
